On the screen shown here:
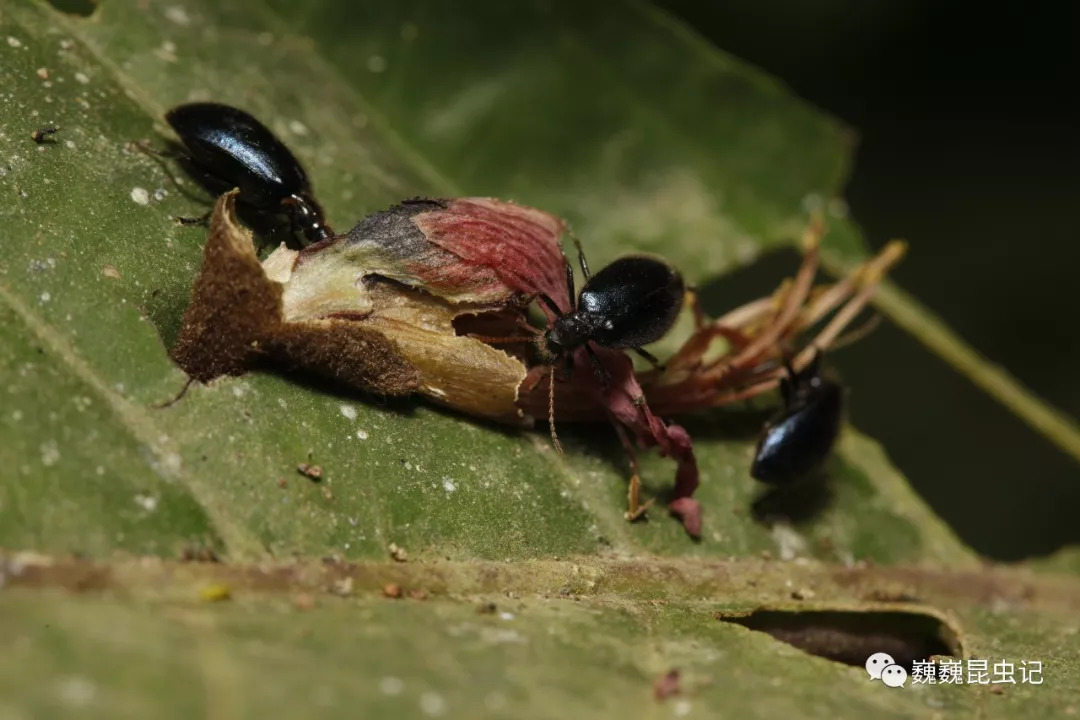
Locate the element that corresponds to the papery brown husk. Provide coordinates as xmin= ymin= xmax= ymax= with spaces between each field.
xmin=170 ymin=192 xmax=529 ymax=426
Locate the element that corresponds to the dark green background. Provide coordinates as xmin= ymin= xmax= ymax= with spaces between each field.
xmin=661 ymin=0 xmax=1079 ymax=559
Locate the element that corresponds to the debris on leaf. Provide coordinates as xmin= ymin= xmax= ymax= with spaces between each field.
xmin=198 ymin=584 xmax=231 ymax=602
xmin=653 ymin=669 xmax=682 ymax=701
xmin=296 ymin=463 xmax=322 ymax=481
xmin=180 ymin=546 xmax=219 ymax=563
xmin=382 ymin=583 xmax=403 ymax=599
xmin=332 ymin=577 xmax=353 ymax=596
xmin=388 ymin=543 xmax=408 ymax=563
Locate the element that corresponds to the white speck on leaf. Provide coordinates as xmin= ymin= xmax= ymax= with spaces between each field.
xmin=39 ymin=291 xmax=51 ymax=304
xmin=339 ymin=404 xmax=357 ymax=421
xmin=27 ymin=257 xmax=56 ymax=272
xmin=164 ymin=6 xmax=191 ymax=25
xmin=134 ymin=494 xmax=157 ymax=512
xmin=419 ymin=691 xmax=446 ymax=716
xmin=356 ymin=429 xmax=368 ymax=440
xmin=130 ymin=187 xmax=150 ymax=205
xmin=771 ymin=522 xmax=808 ymax=561
xmin=442 ymin=477 xmax=457 ymax=493
xmin=480 ymin=627 xmax=526 ymax=645
xmin=7 ymin=37 xmax=22 ymax=48
xmin=379 ymin=677 xmax=404 ymax=695
xmin=155 ymin=40 xmax=178 ymax=63
xmin=163 ymin=453 xmax=182 ymax=474
xmin=55 ymin=676 xmax=96 ymax=707
xmin=288 ymin=120 xmax=308 ymax=136
xmin=74 ymin=72 xmax=89 ymax=84
xmin=40 ymin=441 xmax=60 ymax=467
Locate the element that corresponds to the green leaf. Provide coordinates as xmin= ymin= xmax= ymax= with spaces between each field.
xmin=2 ymin=0 xmax=1078 ymax=715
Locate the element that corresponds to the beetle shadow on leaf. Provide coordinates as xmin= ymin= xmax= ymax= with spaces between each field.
xmin=144 ymin=287 xmax=189 ymax=355
xmin=265 ymin=367 xmax=423 ymax=420
xmin=420 ymin=401 xmax=549 ymax=444
xmin=749 ymin=462 xmax=836 ymax=526
xmin=676 ymin=405 xmax=775 ymax=442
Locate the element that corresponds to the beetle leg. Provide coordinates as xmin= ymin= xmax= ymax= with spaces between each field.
xmin=584 ymin=344 xmax=610 ymax=386
xmin=632 ymin=347 xmax=665 ymax=371
xmin=130 ymin=141 xmax=212 ymax=204
xmin=129 ymin=139 xmax=179 ymax=159
xmin=175 ymin=211 xmax=211 ymax=227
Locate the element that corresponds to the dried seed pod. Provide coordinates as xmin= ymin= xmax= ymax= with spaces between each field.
xmin=171 ymin=191 xmax=531 ymax=425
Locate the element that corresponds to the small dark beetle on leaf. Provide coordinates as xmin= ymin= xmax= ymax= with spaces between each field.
xmin=165 ymin=102 xmax=332 ymax=245
xmin=538 ymin=247 xmax=684 ymax=372
xmin=751 ymin=352 xmax=844 ymax=484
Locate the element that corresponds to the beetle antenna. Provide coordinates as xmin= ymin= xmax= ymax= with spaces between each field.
xmin=548 ymin=365 xmax=563 ymax=454
xmin=569 ymin=231 xmax=591 ymax=280
xmin=535 ymin=292 xmax=564 ymax=319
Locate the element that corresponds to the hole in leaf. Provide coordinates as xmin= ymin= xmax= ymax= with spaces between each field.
xmin=46 ymin=0 xmax=98 ymax=17
xmin=716 ymin=607 xmax=962 ymax=670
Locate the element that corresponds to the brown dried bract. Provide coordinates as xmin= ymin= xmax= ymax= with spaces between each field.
xmin=171 ymin=192 xmax=421 ymax=395
xmin=171 ymin=192 xmax=529 ymax=425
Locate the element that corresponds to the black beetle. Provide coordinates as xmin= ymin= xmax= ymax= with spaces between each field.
xmin=751 ymin=352 xmax=843 ymax=484
xmin=529 ymin=240 xmax=684 ymax=453
xmin=164 ymin=102 xmax=332 ymax=245
xmin=476 ymin=238 xmax=685 ymax=453
xmin=536 ymin=240 xmax=684 ymax=373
